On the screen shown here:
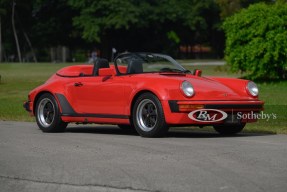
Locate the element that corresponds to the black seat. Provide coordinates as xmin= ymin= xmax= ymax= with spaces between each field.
xmin=93 ymin=58 xmax=109 ymax=76
xmin=127 ymin=60 xmax=143 ymax=74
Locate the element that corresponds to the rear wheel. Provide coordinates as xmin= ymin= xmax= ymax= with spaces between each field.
xmin=213 ymin=123 xmax=245 ymax=135
xmin=35 ymin=93 xmax=67 ymax=132
xmin=132 ymin=93 xmax=169 ymax=137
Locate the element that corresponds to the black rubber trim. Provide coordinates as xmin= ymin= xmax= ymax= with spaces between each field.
xmin=23 ymin=101 xmax=31 ymax=112
xmin=56 ymin=73 xmax=94 ymax=78
xmin=168 ymin=100 xmax=263 ymax=112
xmin=55 ymin=93 xmax=129 ymax=119
xmin=61 ymin=113 xmax=129 ymax=119
xmin=55 ymin=93 xmax=76 ymax=114
xmin=168 ymin=100 xmax=179 ymax=112
xmin=204 ymin=104 xmax=263 ymax=109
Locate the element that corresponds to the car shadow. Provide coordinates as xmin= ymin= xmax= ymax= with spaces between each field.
xmin=65 ymin=126 xmax=138 ymax=136
xmin=166 ymin=130 xmax=274 ymax=138
xmin=65 ymin=125 xmax=274 ymax=138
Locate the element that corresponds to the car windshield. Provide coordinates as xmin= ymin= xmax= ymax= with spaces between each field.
xmin=114 ymin=53 xmax=187 ymax=75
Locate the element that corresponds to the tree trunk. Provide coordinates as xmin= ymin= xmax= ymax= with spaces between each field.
xmin=50 ymin=47 xmax=55 ymax=63
xmin=23 ymin=32 xmax=37 ymax=63
xmin=0 ymin=16 xmax=2 ymax=62
xmin=12 ymin=1 xmax=22 ymax=62
xmin=62 ymin=46 xmax=67 ymax=63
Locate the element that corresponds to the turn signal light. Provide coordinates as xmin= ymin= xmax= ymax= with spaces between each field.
xmin=179 ymin=104 xmax=204 ymax=112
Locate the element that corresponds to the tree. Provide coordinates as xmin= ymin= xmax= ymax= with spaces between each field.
xmin=0 ymin=0 xmax=10 ymax=62
xmin=32 ymin=0 xmax=76 ymax=46
xmin=12 ymin=0 xmax=22 ymax=62
xmin=67 ymin=0 xmax=219 ymax=58
xmin=31 ymin=0 xmax=83 ymax=61
xmin=68 ymin=0 xmax=140 ymax=42
xmin=0 ymin=0 xmax=37 ymax=62
xmin=223 ymin=2 xmax=287 ymax=80
xmin=216 ymin=0 xmax=273 ymax=19
xmin=0 ymin=10 xmax=3 ymax=62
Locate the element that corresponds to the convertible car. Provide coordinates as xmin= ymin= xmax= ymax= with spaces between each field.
xmin=24 ymin=52 xmax=264 ymax=137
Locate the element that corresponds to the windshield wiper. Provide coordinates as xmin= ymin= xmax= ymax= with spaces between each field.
xmin=183 ymin=70 xmax=191 ymax=73
xmin=159 ymin=68 xmax=190 ymax=73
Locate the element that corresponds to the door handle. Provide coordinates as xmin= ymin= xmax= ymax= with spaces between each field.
xmin=74 ymin=82 xmax=83 ymax=87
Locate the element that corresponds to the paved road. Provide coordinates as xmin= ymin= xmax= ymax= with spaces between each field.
xmin=0 ymin=121 xmax=286 ymax=192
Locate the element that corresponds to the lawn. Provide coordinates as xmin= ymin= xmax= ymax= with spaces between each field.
xmin=0 ymin=62 xmax=286 ymax=134
xmin=0 ymin=63 xmax=69 ymax=121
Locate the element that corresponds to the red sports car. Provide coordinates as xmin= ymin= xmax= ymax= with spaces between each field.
xmin=24 ymin=52 xmax=264 ymax=137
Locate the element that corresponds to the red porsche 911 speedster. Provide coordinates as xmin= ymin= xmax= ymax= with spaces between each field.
xmin=24 ymin=52 xmax=264 ymax=137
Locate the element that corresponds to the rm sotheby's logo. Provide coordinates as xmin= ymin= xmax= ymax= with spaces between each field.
xmin=188 ymin=109 xmax=277 ymax=122
xmin=188 ymin=109 xmax=228 ymax=123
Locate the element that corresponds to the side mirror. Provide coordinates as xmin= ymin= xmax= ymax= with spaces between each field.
xmin=98 ymin=68 xmax=116 ymax=76
xmin=194 ymin=69 xmax=202 ymax=77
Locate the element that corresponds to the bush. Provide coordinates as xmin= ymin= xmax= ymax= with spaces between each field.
xmin=223 ymin=3 xmax=287 ymax=80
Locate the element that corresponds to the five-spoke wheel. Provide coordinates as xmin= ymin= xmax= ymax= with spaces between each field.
xmin=37 ymin=98 xmax=55 ymax=127
xmin=132 ymin=93 xmax=168 ymax=137
xmin=36 ymin=93 xmax=67 ymax=132
xmin=136 ymin=99 xmax=158 ymax=132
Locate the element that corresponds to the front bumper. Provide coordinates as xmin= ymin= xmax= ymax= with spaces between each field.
xmin=163 ymin=100 xmax=264 ymax=125
xmin=168 ymin=100 xmax=264 ymax=112
xmin=23 ymin=101 xmax=33 ymax=115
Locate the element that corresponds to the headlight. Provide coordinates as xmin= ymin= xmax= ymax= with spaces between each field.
xmin=247 ymin=81 xmax=259 ymax=97
xmin=181 ymin=81 xmax=195 ymax=97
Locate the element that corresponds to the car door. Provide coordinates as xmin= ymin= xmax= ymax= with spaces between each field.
xmin=66 ymin=75 xmax=127 ymax=116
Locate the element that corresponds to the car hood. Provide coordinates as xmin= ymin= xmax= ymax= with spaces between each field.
xmin=131 ymin=73 xmax=254 ymax=101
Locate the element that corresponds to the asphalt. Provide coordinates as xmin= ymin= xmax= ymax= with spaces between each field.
xmin=0 ymin=121 xmax=286 ymax=192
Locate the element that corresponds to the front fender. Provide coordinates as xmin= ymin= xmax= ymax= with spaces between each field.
xmin=125 ymin=78 xmax=182 ymax=115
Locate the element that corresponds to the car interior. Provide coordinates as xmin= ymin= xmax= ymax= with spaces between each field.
xmin=127 ymin=60 xmax=143 ymax=74
xmin=93 ymin=58 xmax=110 ymax=76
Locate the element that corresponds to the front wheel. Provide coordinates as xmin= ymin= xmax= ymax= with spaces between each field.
xmin=132 ymin=93 xmax=169 ymax=137
xmin=213 ymin=123 xmax=246 ymax=135
xmin=35 ymin=93 xmax=67 ymax=132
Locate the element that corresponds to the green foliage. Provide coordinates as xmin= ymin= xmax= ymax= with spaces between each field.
xmin=216 ymin=0 xmax=242 ymax=18
xmin=167 ymin=31 xmax=180 ymax=44
xmin=68 ymin=0 xmax=140 ymax=42
xmin=68 ymin=0 xmax=216 ymax=43
xmin=31 ymin=0 xmax=76 ymax=47
xmin=215 ymin=0 xmax=273 ymax=19
xmin=223 ymin=2 xmax=287 ymax=80
xmin=0 ymin=0 xmax=11 ymax=15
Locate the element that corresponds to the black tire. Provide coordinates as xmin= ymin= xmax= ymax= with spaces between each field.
xmin=213 ymin=123 xmax=246 ymax=135
xmin=35 ymin=93 xmax=67 ymax=132
xmin=118 ymin=124 xmax=132 ymax=130
xmin=132 ymin=93 xmax=169 ymax=137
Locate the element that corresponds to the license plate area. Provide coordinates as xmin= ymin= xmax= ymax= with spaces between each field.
xmin=224 ymin=114 xmax=241 ymax=124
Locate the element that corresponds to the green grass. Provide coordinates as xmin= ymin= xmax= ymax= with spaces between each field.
xmin=0 ymin=63 xmax=286 ymax=134
xmin=185 ymin=65 xmax=241 ymax=78
xmin=245 ymin=82 xmax=287 ymax=134
xmin=0 ymin=63 xmax=70 ymax=121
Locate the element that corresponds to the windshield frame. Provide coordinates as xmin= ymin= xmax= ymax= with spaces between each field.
xmin=114 ymin=52 xmax=187 ymax=75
